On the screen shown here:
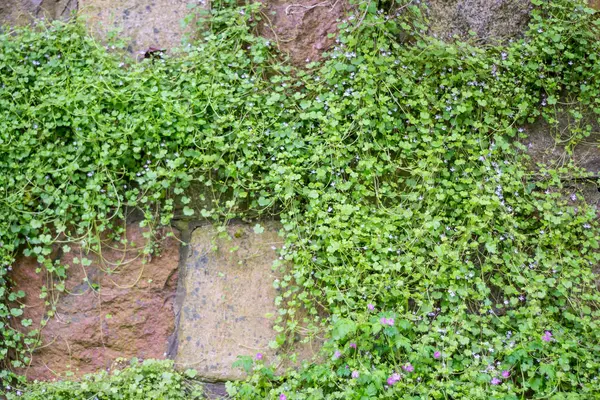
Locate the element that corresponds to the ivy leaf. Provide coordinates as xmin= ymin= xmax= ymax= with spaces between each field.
xmin=307 ymin=190 xmax=319 ymax=199
xmin=257 ymin=197 xmax=270 ymax=207
xmin=539 ymin=364 xmax=556 ymax=379
xmin=185 ymin=369 xmax=198 ymax=378
xmin=232 ymin=356 xmax=253 ymax=373
xmin=331 ymin=318 xmax=356 ymax=341
xmin=183 ymin=206 xmax=195 ymax=216
xmin=11 ymin=308 xmax=24 ymax=317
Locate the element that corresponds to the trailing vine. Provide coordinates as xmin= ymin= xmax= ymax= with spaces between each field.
xmin=1 ymin=0 xmax=600 ymax=398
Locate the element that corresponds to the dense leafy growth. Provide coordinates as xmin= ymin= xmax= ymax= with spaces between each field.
xmin=1 ymin=0 xmax=600 ymax=398
xmin=9 ymin=359 xmax=203 ymax=399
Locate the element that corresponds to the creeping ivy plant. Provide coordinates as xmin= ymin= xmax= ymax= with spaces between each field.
xmin=2 ymin=0 xmax=600 ymax=398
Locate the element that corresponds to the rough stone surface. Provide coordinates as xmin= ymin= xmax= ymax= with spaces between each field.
xmin=202 ymin=382 xmax=229 ymax=399
xmin=0 ymin=0 xmax=76 ymax=26
xmin=525 ymin=112 xmax=600 ymax=175
xmin=258 ymin=0 xmax=348 ymax=64
xmin=426 ymin=0 xmax=531 ymax=43
xmin=79 ymin=0 xmax=199 ymax=56
xmin=1 ymin=0 xmax=539 ymax=62
xmin=0 ymin=0 xmax=200 ymax=57
xmin=11 ymin=225 xmax=179 ymax=380
xmin=173 ymin=222 xmax=320 ymax=381
xmin=525 ymin=111 xmax=600 ymax=219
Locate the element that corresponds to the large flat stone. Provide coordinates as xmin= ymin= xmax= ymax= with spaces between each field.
xmin=257 ymin=0 xmax=349 ymax=64
xmin=0 ymin=0 xmax=75 ymax=26
xmin=79 ymin=0 xmax=199 ymax=56
xmin=11 ymin=225 xmax=179 ymax=380
xmin=173 ymin=222 xmax=320 ymax=381
xmin=525 ymin=111 xmax=600 ymax=174
xmin=524 ymin=111 xmax=600 ymax=214
xmin=426 ymin=0 xmax=531 ymax=43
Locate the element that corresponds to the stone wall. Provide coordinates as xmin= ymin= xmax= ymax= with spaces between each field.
xmin=11 ymin=220 xmax=320 ymax=393
xmin=1 ymin=0 xmax=547 ymax=62
xmin=4 ymin=0 xmax=600 ymax=398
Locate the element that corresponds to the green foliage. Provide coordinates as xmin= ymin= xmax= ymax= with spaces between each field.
xmin=4 ymin=359 xmax=203 ymax=399
xmin=1 ymin=0 xmax=600 ymax=398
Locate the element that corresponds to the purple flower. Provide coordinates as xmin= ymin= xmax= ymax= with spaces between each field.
xmin=433 ymin=351 xmax=441 ymax=359
xmin=542 ymin=331 xmax=553 ymax=342
xmin=333 ymin=350 xmax=342 ymax=359
xmin=255 ymin=353 xmax=263 ymax=360
xmin=501 ymin=370 xmax=510 ymax=379
xmin=402 ymin=363 xmax=414 ymax=373
xmin=491 ymin=377 xmax=501 ymax=385
xmin=380 ymin=317 xmax=395 ymax=326
xmin=387 ymin=372 xmax=401 ymax=386
xmin=351 ymin=370 xmax=360 ymax=379
xmin=368 ymin=303 xmax=375 ymax=311
xmin=279 ymin=395 xmax=287 ymax=400
xmin=349 ymin=342 xmax=357 ymax=349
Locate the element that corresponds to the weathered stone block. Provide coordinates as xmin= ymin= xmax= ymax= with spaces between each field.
xmin=526 ymin=112 xmax=600 ymax=174
xmin=524 ymin=111 xmax=600 ymax=211
xmin=0 ymin=0 xmax=76 ymax=26
xmin=426 ymin=0 xmax=531 ymax=43
xmin=79 ymin=0 xmax=200 ymax=55
xmin=258 ymin=0 xmax=349 ymax=64
xmin=173 ymin=221 xmax=320 ymax=381
xmin=11 ymin=225 xmax=179 ymax=380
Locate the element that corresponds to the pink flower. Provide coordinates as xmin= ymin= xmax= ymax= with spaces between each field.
xmin=433 ymin=351 xmax=441 ymax=359
xmin=387 ymin=372 xmax=401 ymax=386
xmin=333 ymin=350 xmax=342 ymax=359
xmin=368 ymin=303 xmax=375 ymax=311
xmin=501 ymin=370 xmax=510 ymax=379
xmin=349 ymin=342 xmax=357 ymax=349
xmin=402 ymin=363 xmax=414 ymax=373
xmin=380 ymin=317 xmax=394 ymax=326
xmin=542 ymin=331 xmax=553 ymax=342
xmin=255 ymin=353 xmax=263 ymax=360
xmin=351 ymin=370 xmax=360 ymax=379
xmin=491 ymin=377 xmax=501 ymax=385
xmin=279 ymin=395 xmax=287 ymax=400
